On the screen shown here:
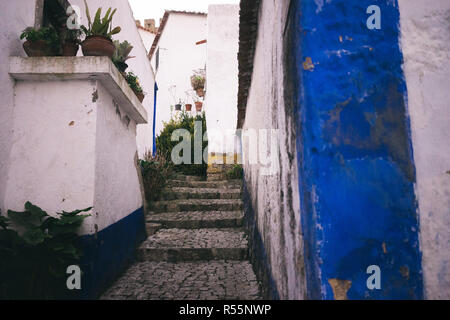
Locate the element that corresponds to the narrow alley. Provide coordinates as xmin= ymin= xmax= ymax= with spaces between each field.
xmin=101 ymin=173 xmax=262 ymax=300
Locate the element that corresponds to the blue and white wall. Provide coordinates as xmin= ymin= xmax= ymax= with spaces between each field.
xmin=241 ymin=0 xmax=450 ymax=300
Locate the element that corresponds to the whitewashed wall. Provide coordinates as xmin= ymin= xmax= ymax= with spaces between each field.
xmin=151 ymin=13 xmax=207 ymax=134
xmin=70 ymin=0 xmax=155 ymax=159
xmin=138 ymin=28 xmax=156 ymax=53
xmin=205 ymin=4 xmax=239 ymax=154
xmin=0 ymin=0 xmax=36 ymax=215
xmin=242 ymin=0 xmax=306 ymax=300
xmin=399 ymin=0 xmax=450 ymax=300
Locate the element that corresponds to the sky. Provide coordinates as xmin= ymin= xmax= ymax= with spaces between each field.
xmin=129 ymin=0 xmax=240 ymax=26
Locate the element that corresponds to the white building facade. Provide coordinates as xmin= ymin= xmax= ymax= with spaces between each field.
xmin=149 ymin=11 xmax=207 ymax=134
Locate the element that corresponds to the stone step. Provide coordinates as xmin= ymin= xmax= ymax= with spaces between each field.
xmin=137 ymin=228 xmax=248 ymax=262
xmin=150 ymin=199 xmax=243 ymax=213
xmin=146 ymin=223 xmax=162 ymax=236
xmin=167 ymin=179 xmax=242 ymax=189
xmin=100 ymin=261 xmax=261 ymax=300
xmin=170 ymin=174 xmax=205 ymax=182
xmin=146 ymin=211 xmax=244 ymax=229
xmin=160 ymin=187 xmax=242 ymax=201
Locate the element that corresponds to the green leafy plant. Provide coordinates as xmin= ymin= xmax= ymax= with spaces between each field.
xmin=0 ymin=203 xmax=91 ymax=299
xmin=156 ymin=111 xmax=208 ymax=177
xmin=112 ymin=40 xmax=135 ymax=65
xmin=80 ymin=0 xmax=121 ymax=40
xmin=20 ymin=26 xmax=60 ymax=52
xmin=140 ymin=153 xmax=173 ymax=202
xmin=125 ymin=71 xmax=144 ymax=94
xmin=226 ymin=164 xmax=244 ymax=180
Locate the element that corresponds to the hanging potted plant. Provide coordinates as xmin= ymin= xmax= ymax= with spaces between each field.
xmin=112 ymin=40 xmax=135 ymax=73
xmin=190 ymin=69 xmax=206 ymax=98
xmin=60 ymin=27 xmax=82 ymax=56
xmin=185 ymin=104 xmax=192 ymax=112
xmin=80 ymin=0 xmax=121 ymax=58
xmin=125 ymin=71 xmax=145 ymax=103
xmin=20 ymin=27 xmax=59 ymax=57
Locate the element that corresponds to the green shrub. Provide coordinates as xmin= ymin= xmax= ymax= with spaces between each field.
xmin=226 ymin=164 xmax=244 ymax=180
xmin=20 ymin=26 xmax=60 ymax=53
xmin=156 ymin=111 xmax=208 ymax=177
xmin=0 ymin=203 xmax=90 ymax=299
xmin=140 ymin=153 xmax=173 ymax=202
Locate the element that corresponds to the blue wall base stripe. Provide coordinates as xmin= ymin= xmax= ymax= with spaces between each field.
xmin=77 ymin=207 xmax=146 ymax=299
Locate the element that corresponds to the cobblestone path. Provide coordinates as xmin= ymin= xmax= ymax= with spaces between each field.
xmin=101 ymin=174 xmax=262 ymax=300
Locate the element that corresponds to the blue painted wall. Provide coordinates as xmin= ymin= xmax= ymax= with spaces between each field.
xmin=292 ymin=0 xmax=423 ymax=299
xmin=77 ymin=207 xmax=146 ymax=299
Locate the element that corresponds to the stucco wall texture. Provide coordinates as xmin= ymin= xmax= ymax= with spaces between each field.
xmin=241 ymin=0 xmax=306 ymax=300
xmin=205 ymin=4 xmax=239 ymax=154
xmin=399 ymin=0 xmax=450 ymax=300
xmin=0 ymin=0 xmax=36 ymax=215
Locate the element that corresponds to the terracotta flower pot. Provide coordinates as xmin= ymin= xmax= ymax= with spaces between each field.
xmin=196 ymin=87 xmax=205 ymax=98
xmin=195 ymin=101 xmax=203 ymax=112
xmin=185 ymin=104 xmax=192 ymax=112
xmin=62 ymin=42 xmax=79 ymax=56
xmin=23 ymin=40 xmax=54 ymax=57
xmin=136 ymin=92 xmax=145 ymax=103
xmin=81 ymin=36 xmax=115 ymax=58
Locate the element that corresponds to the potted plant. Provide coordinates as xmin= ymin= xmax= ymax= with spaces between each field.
xmin=80 ymin=0 xmax=121 ymax=58
xmin=20 ymin=27 xmax=59 ymax=57
xmin=195 ymin=100 xmax=203 ymax=112
xmin=60 ymin=27 xmax=82 ymax=56
xmin=190 ymin=69 xmax=206 ymax=98
xmin=125 ymin=71 xmax=145 ymax=102
xmin=175 ymin=100 xmax=183 ymax=111
xmin=112 ymin=40 xmax=135 ymax=73
xmin=185 ymin=104 xmax=192 ymax=112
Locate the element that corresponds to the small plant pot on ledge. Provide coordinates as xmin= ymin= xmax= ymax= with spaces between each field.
xmin=62 ymin=42 xmax=79 ymax=56
xmin=23 ymin=40 xmax=54 ymax=57
xmin=133 ymin=90 xmax=145 ymax=103
xmin=81 ymin=36 xmax=115 ymax=58
xmin=185 ymin=104 xmax=192 ymax=112
xmin=195 ymin=101 xmax=203 ymax=112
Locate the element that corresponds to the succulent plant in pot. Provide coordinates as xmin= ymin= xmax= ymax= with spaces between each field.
xmin=80 ymin=0 xmax=121 ymax=58
xmin=125 ymin=71 xmax=145 ymax=103
xmin=112 ymin=40 xmax=135 ymax=73
xmin=20 ymin=27 xmax=60 ymax=57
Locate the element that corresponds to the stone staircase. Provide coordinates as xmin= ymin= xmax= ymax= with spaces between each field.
xmin=101 ymin=173 xmax=262 ymax=300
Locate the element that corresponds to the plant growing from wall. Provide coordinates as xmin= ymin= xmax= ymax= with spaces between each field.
xmin=140 ymin=153 xmax=173 ymax=202
xmin=20 ymin=26 xmax=60 ymax=57
xmin=0 ymin=203 xmax=91 ymax=299
xmin=225 ymin=164 xmax=244 ymax=180
xmin=80 ymin=0 xmax=121 ymax=58
xmin=112 ymin=40 xmax=135 ymax=73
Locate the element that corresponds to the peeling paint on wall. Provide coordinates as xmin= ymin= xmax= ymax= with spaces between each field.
xmin=292 ymin=0 xmax=423 ymax=299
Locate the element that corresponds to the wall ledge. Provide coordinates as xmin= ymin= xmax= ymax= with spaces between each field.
xmin=9 ymin=56 xmax=148 ymax=124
